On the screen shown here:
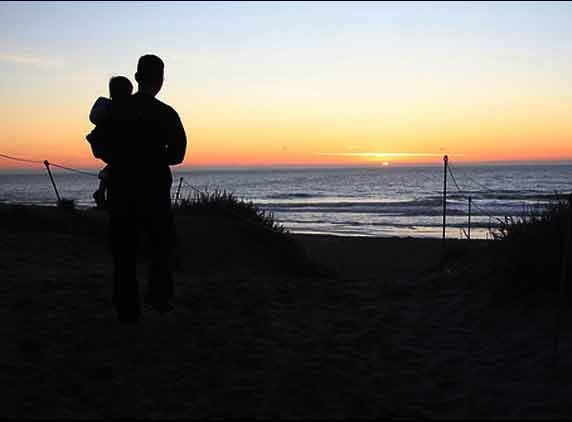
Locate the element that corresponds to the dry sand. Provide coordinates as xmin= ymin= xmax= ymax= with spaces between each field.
xmin=1 ymin=204 xmax=572 ymax=417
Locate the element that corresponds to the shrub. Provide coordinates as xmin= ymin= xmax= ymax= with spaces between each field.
xmin=174 ymin=189 xmax=286 ymax=236
xmin=491 ymin=195 xmax=572 ymax=301
xmin=173 ymin=189 xmax=322 ymax=276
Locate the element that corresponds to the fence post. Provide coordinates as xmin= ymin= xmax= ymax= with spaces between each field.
xmin=174 ymin=177 xmax=183 ymax=205
xmin=468 ymin=196 xmax=472 ymax=240
xmin=43 ymin=160 xmax=61 ymax=203
xmin=442 ymin=155 xmax=448 ymax=248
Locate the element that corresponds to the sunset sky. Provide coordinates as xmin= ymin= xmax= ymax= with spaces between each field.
xmin=1 ymin=1 xmax=571 ymax=169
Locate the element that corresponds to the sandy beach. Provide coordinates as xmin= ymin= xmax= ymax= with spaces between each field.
xmin=1 ymin=203 xmax=572 ymax=418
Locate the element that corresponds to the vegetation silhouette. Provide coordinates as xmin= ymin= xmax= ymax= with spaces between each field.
xmin=174 ymin=189 xmax=324 ymax=277
xmin=491 ymin=195 xmax=572 ymax=302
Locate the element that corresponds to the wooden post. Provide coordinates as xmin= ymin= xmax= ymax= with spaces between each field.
xmin=43 ymin=160 xmax=61 ymax=203
xmin=442 ymin=155 xmax=448 ymax=247
xmin=468 ymin=196 xmax=472 ymax=240
xmin=174 ymin=177 xmax=183 ymax=205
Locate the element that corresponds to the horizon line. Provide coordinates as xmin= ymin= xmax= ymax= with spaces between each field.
xmin=3 ymin=158 xmax=572 ymax=174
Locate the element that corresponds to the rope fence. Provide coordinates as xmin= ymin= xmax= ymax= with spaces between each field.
xmin=0 ymin=153 xmax=45 ymax=165
xmin=181 ymin=178 xmax=204 ymax=195
xmin=446 ymin=164 xmax=497 ymax=240
xmin=0 ymin=151 xmax=210 ymax=206
xmin=444 ymin=158 xmax=572 ymax=240
xmin=0 ymin=153 xmax=97 ymax=175
xmin=47 ymin=162 xmax=98 ymax=177
xmin=0 ymin=153 xmax=100 ymax=206
xmin=1 ymin=151 xmax=570 ymax=239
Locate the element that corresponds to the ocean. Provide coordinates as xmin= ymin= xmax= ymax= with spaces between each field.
xmin=1 ymin=164 xmax=571 ymax=239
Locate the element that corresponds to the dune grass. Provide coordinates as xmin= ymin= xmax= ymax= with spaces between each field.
xmin=173 ymin=189 xmax=321 ymax=276
xmin=174 ymin=189 xmax=286 ymax=235
xmin=491 ymin=195 xmax=572 ymax=301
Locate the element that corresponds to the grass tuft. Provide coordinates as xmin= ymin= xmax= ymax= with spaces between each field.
xmin=491 ymin=194 xmax=572 ymax=301
xmin=173 ymin=189 xmax=323 ymax=276
xmin=174 ymin=189 xmax=286 ymax=235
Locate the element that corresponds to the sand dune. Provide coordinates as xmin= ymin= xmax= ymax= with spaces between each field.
xmin=1 ymin=204 xmax=571 ymax=417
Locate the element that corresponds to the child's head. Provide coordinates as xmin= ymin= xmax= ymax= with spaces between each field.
xmin=108 ymin=76 xmax=133 ymax=101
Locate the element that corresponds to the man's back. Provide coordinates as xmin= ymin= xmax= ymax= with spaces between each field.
xmin=108 ymin=92 xmax=186 ymax=195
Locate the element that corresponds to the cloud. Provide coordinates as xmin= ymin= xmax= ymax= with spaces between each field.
xmin=316 ymin=152 xmax=463 ymax=158
xmin=0 ymin=53 xmax=62 ymax=70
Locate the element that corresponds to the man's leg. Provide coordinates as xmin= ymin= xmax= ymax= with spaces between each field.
xmin=109 ymin=210 xmax=141 ymax=322
xmin=169 ymin=211 xmax=183 ymax=272
xmin=144 ymin=201 xmax=175 ymax=313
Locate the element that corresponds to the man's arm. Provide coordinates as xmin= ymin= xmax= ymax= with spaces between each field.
xmin=165 ymin=109 xmax=187 ymax=165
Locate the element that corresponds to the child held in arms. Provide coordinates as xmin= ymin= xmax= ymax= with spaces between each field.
xmin=86 ymin=76 xmax=133 ymax=208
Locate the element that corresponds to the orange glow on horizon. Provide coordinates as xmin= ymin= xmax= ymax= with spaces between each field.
xmin=1 ymin=104 xmax=572 ymax=170
xmin=2 ymin=137 xmax=557 ymax=170
xmin=3 ymin=141 xmax=572 ymax=171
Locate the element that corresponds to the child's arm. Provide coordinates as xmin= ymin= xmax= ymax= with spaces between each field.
xmin=89 ymin=97 xmax=112 ymax=125
xmin=86 ymin=125 xmax=109 ymax=161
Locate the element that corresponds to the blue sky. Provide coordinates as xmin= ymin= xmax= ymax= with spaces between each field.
xmin=2 ymin=1 xmax=570 ymax=74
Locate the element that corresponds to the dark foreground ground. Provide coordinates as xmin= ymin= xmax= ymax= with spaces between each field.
xmin=1 ymin=204 xmax=572 ymax=417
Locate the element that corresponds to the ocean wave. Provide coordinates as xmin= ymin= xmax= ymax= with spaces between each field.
xmin=264 ymin=192 xmax=323 ymax=199
xmin=259 ymin=198 xmax=442 ymax=208
xmin=447 ymin=191 xmax=567 ymax=201
xmin=258 ymin=197 xmax=541 ymax=217
xmin=281 ymin=218 xmax=501 ymax=229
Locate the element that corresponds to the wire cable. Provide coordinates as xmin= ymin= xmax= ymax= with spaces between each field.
xmin=47 ymin=161 xmax=98 ymax=177
xmin=448 ymin=162 xmax=498 ymax=194
xmin=1 ymin=152 xmax=99 ymax=177
xmin=447 ymin=165 xmax=464 ymax=195
xmin=0 ymin=153 xmax=44 ymax=164
xmin=181 ymin=179 xmax=204 ymax=195
xmin=448 ymin=164 xmax=497 ymax=219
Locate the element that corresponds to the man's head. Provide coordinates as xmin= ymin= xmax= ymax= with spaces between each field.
xmin=109 ymin=76 xmax=133 ymax=101
xmin=135 ymin=54 xmax=164 ymax=96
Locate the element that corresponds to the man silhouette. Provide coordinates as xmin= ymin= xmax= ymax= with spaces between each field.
xmin=104 ymin=54 xmax=187 ymax=323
